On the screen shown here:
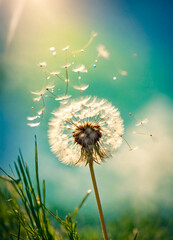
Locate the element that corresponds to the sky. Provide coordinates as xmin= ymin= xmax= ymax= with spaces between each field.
xmin=0 ymin=0 xmax=172 ymax=220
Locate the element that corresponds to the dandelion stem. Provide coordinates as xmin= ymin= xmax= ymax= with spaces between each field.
xmin=89 ymin=162 xmax=108 ymax=240
xmin=65 ymin=50 xmax=69 ymax=95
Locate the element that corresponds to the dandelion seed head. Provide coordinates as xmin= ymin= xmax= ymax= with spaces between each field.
xmin=48 ymin=96 xmax=124 ymax=166
xmin=97 ymin=45 xmax=109 ymax=59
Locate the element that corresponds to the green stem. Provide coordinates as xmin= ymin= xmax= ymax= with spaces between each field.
xmin=89 ymin=162 xmax=108 ymax=240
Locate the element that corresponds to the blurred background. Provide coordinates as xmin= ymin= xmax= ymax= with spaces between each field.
xmin=0 ymin=0 xmax=173 ymax=237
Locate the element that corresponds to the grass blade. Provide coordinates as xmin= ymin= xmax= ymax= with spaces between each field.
xmin=72 ymin=189 xmax=91 ymax=218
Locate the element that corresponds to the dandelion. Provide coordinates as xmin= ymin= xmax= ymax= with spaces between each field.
xmin=49 ymin=96 xmax=124 ymax=165
xmin=97 ymin=45 xmax=109 ymax=59
xmin=48 ymin=96 xmax=123 ymax=240
xmin=73 ymin=64 xmax=88 ymax=73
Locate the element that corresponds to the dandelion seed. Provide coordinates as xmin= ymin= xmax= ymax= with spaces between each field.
xmin=60 ymin=100 xmax=68 ymax=105
xmin=50 ymin=71 xmax=61 ymax=76
xmin=132 ymin=131 xmax=152 ymax=137
xmin=113 ymin=76 xmax=117 ymax=80
xmin=37 ymin=108 xmax=45 ymax=115
xmin=62 ymin=45 xmax=70 ymax=51
xmin=97 ymin=45 xmax=109 ymax=59
xmin=27 ymin=116 xmax=40 ymax=121
xmin=73 ymin=84 xmax=89 ymax=91
xmin=73 ymin=64 xmax=88 ymax=73
xmin=91 ymin=31 xmax=98 ymax=38
xmin=46 ymin=84 xmax=55 ymax=91
xmin=48 ymin=96 xmax=124 ymax=166
xmin=81 ymin=49 xmax=84 ymax=53
xmin=49 ymin=47 xmax=55 ymax=52
xmin=136 ymin=118 xmax=149 ymax=126
xmin=33 ymin=96 xmax=42 ymax=102
xmin=119 ymin=70 xmax=128 ymax=76
xmin=31 ymin=89 xmax=46 ymax=96
xmin=27 ymin=122 xmax=40 ymax=127
xmin=61 ymin=63 xmax=71 ymax=68
xmin=39 ymin=62 xmax=47 ymax=68
xmin=55 ymin=95 xmax=72 ymax=101
xmin=129 ymin=146 xmax=138 ymax=151
xmin=87 ymin=189 xmax=92 ymax=194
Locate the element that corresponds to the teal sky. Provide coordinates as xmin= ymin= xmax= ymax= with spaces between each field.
xmin=0 ymin=0 xmax=172 ymax=220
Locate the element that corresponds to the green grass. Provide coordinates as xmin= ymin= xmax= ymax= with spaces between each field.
xmin=0 ymin=136 xmax=90 ymax=240
xmin=0 ymin=136 xmax=173 ymax=240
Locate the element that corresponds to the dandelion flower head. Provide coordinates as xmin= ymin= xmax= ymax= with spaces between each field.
xmin=48 ymin=96 xmax=124 ymax=166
